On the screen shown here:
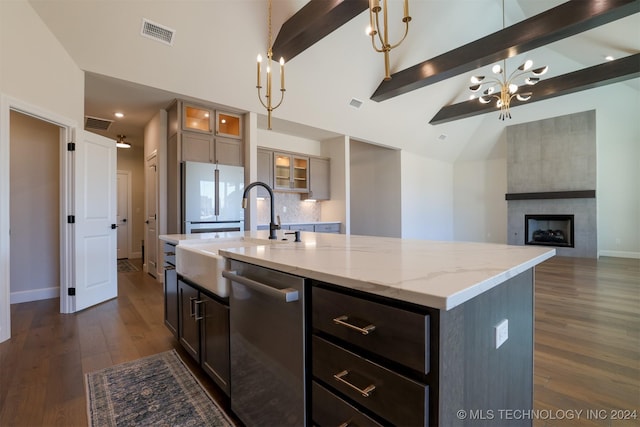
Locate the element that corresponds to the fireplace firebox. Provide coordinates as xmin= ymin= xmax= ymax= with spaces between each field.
xmin=525 ymin=214 xmax=574 ymax=248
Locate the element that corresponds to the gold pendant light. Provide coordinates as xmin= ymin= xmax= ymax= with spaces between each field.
xmin=367 ymin=0 xmax=411 ymax=81
xmin=256 ymin=0 xmax=285 ymax=130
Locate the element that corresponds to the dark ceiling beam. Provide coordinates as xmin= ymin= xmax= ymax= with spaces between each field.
xmin=271 ymin=0 xmax=369 ymax=62
xmin=372 ymin=0 xmax=640 ymax=102
xmin=429 ymin=53 xmax=640 ymax=125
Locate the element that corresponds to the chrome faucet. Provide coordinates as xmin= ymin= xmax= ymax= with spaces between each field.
xmin=242 ymin=181 xmax=280 ymax=240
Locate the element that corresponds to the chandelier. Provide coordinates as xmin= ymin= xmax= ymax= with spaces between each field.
xmin=468 ymin=0 xmax=547 ymax=120
xmin=367 ymin=0 xmax=411 ymax=81
xmin=256 ymin=0 xmax=285 ymax=130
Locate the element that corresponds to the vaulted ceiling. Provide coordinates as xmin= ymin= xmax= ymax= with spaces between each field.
xmin=28 ymin=0 xmax=640 ymax=162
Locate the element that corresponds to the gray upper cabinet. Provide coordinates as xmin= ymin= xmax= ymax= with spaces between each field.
xmin=182 ymin=103 xmax=213 ymax=133
xmin=181 ymin=132 xmax=212 ymax=162
xmin=257 ymin=148 xmax=273 ymax=198
xmin=274 ymin=152 xmax=309 ymax=192
xmin=307 ymin=157 xmax=330 ymax=200
xmin=215 ymin=111 xmax=242 ymax=139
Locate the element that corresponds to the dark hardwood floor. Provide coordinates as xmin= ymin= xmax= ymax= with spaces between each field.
xmin=0 ymin=256 xmax=638 ymax=426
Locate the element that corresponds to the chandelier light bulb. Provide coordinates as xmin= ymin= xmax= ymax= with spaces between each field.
xmin=519 ymin=60 xmax=533 ymax=71
xmin=509 ymin=83 xmax=518 ymax=94
xmin=492 ymin=64 xmax=503 ymax=74
xmin=532 ymin=66 xmax=549 ymax=76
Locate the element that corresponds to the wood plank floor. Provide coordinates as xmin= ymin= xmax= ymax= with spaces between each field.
xmin=0 ymin=256 xmax=638 ymax=426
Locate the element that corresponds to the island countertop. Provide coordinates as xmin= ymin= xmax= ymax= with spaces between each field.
xmin=210 ymin=231 xmax=555 ymax=311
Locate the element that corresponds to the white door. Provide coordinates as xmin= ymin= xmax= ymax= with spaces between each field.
xmin=116 ymin=171 xmax=130 ymax=259
xmin=145 ymin=155 xmax=158 ymax=277
xmin=74 ymin=131 xmax=117 ymax=311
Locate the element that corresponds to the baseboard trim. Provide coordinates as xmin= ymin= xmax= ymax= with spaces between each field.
xmin=11 ymin=286 xmax=59 ymax=304
xmin=598 ymin=250 xmax=640 ymax=259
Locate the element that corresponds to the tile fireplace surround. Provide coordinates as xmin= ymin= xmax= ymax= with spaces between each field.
xmin=506 ymin=110 xmax=597 ymax=258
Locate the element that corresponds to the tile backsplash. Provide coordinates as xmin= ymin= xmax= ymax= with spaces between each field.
xmin=257 ymin=192 xmax=321 ymax=224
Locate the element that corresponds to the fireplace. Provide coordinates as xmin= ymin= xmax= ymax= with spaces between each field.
xmin=525 ymin=214 xmax=575 ymax=248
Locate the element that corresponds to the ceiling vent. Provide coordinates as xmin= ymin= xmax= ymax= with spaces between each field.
xmin=85 ymin=116 xmax=113 ymax=131
xmin=141 ymin=18 xmax=175 ymax=46
xmin=349 ymin=98 xmax=364 ymax=109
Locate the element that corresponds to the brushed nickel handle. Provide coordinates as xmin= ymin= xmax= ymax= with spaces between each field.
xmin=189 ymin=296 xmax=197 ymax=318
xmin=222 ymin=270 xmax=299 ymax=303
xmin=333 ymin=315 xmax=376 ymax=335
xmin=194 ymin=300 xmax=204 ymax=321
xmin=333 ymin=370 xmax=375 ymax=397
xmin=164 ymin=265 xmax=175 ymax=270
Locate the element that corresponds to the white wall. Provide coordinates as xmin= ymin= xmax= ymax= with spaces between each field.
xmin=0 ymin=0 xmax=86 ymax=342
xmin=257 ymin=129 xmax=322 ymax=156
xmin=350 ymin=141 xmax=402 ymax=238
xmin=400 ymin=151 xmax=454 ymax=241
xmin=597 ymin=85 xmax=640 ymax=258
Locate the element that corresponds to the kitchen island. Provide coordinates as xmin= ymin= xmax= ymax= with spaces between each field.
xmin=160 ymin=231 xmax=554 ymax=426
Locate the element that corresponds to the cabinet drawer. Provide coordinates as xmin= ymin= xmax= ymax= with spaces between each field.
xmin=312 ymin=381 xmax=384 ymax=427
xmin=314 ymin=223 xmax=340 ymax=233
xmin=313 ymin=336 xmax=428 ymax=426
xmin=312 ymin=286 xmax=429 ymax=374
xmin=164 ymin=242 xmax=176 ymax=265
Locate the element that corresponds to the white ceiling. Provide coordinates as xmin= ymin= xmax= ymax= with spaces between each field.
xmin=29 ymin=0 xmax=639 ymax=161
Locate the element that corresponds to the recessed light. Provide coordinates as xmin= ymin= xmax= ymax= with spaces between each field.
xmin=605 ymin=55 xmax=614 ymax=61
xmin=114 ymin=112 xmax=124 ymax=118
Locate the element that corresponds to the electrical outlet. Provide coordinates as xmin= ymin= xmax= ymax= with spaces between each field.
xmin=495 ymin=319 xmax=508 ymax=349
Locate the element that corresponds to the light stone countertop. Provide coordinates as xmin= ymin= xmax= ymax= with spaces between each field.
xmin=160 ymin=231 xmax=555 ymax=310
xmin=213 ymin=231 xmax=555 ymax=310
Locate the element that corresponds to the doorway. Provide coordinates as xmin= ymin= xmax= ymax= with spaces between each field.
xmin=9 ymin=111 xmax=61 ymax=304
xmin=145 ymin=152 xmax=158 ymax=277
xmin=117 ymin=170 xmax=132 ymax=259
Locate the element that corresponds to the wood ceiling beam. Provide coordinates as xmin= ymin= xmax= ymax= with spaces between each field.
xmin=429 ymin=53 xmax=640 ymax=125
xmin=271 ymin=0 xmax=369 ymax=62
xmin=372 ymin=0 xmax=640 ymax=102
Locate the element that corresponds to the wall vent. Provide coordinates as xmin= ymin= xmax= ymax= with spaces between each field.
xmin=85 ymin=116 xmax=113 ymax=131
xmin=349 ymin=98 xmax=363 ymax=109
xmin=141 ymin=18 xmax=175 ymax=46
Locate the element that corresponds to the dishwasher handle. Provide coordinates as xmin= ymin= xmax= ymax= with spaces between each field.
xmin=222 ymin=270 xmax=299 ymax=303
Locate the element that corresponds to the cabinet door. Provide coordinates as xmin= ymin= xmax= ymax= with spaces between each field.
xmin=200 ymin=293 xmax=231 ymax=396
xmin=257 ymin=149 xmax=273 ymax=198
xmin=178 ymin=280 xmax=201 ymax=361
xmin=182 ymin=132 xmax=213 ymax=163
xmin=273 ymin=153 xmax=292 ymax=190
xmin=214 ymin=137 xmax=243 ymax=166
xmin=291 ymin=155 xmax=309 ymax=191
xmin=183 ymin=104 xmax=213 ymax=133
xmin=215 ymin=111 xmax=242 ymax=139
xmin=164 ymin=265 xmax=178 ymax=338
xmin=308 ymin=157 xmax=330 ymax=200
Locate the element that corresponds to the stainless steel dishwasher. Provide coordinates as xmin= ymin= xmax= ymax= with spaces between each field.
xmin=222 ymin=260 xmax=307 ymax=426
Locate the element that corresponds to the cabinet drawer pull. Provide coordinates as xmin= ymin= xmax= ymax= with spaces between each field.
xmin=194 ymin=300 xmax=204 ymax=321
xmin=165 ymin=252 xmax=175 ymax=256
xmin=333 ymin=315 xmax=376 ymax=335
xmin=333 ymin=370 xmax=376 ymax=397
xmin=189 ymin=296 xmax=197 ymax=318
xmin=164 ymin=265 xmax=175 ymax=270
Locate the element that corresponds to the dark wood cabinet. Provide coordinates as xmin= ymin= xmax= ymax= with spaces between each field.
xmin=311 ymin=283 xmax=430 ymax=426
xmin=163 ymin=242 xmax=178 ymax=338
xmin=177 ymin=277 xmax=231 ymax=396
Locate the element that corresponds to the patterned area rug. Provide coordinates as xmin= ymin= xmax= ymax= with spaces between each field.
xmin=117 ymin=259 xmax=139 ymax=272
xmin=85 ymin=350 xmax=234 ymax=427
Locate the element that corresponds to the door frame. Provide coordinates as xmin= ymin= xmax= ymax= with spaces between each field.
xmin=0 ymin=94 xmax=76 ymax=343
xmin=117 ymin=170 xmax=132 ymax=259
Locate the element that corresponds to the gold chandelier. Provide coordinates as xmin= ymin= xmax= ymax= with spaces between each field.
xmin=256 ymin=0 xmax=285 ymax=130
xmin=367 ymin=0 xmax=411 ymax=81
xmin=468 ymin=0 xmax=548 ymax=120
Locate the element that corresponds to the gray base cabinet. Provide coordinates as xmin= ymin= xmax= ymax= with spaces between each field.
xmin=177 ymin=278 xmax=231 ymax=396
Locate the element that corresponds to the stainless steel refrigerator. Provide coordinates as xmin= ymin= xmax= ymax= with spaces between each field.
xmin=182 ymin=161 xmax=245 ymax=233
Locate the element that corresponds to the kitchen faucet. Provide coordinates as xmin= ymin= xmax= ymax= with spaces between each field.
xmin=242 ymin=181 xmax=280 ymax=239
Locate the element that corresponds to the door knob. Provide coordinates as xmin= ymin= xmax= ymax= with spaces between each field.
xmin=122 ymin=218 xmax=127 ymax=223
xmin=111 ymin=224 xmax=117 ymax=229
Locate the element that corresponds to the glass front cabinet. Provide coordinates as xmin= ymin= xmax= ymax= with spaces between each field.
xmin=274 ymin=153 xmax=309 ymax=192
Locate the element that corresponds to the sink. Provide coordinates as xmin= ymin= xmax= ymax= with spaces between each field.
xmin=175 ymin=239 xmax=268 ymax=297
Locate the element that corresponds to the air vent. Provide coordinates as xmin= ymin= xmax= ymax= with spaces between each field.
xmin=85 ymin=116 xmax=113 ymax=131
xmin=349 ymin=98 xmax=363 ymax=109
xmin=141 ymin=18 xmax=175 ymax=46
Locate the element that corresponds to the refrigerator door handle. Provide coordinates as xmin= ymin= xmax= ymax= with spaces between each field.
xmin=214 ymin=168 xmax=220 ymax=217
